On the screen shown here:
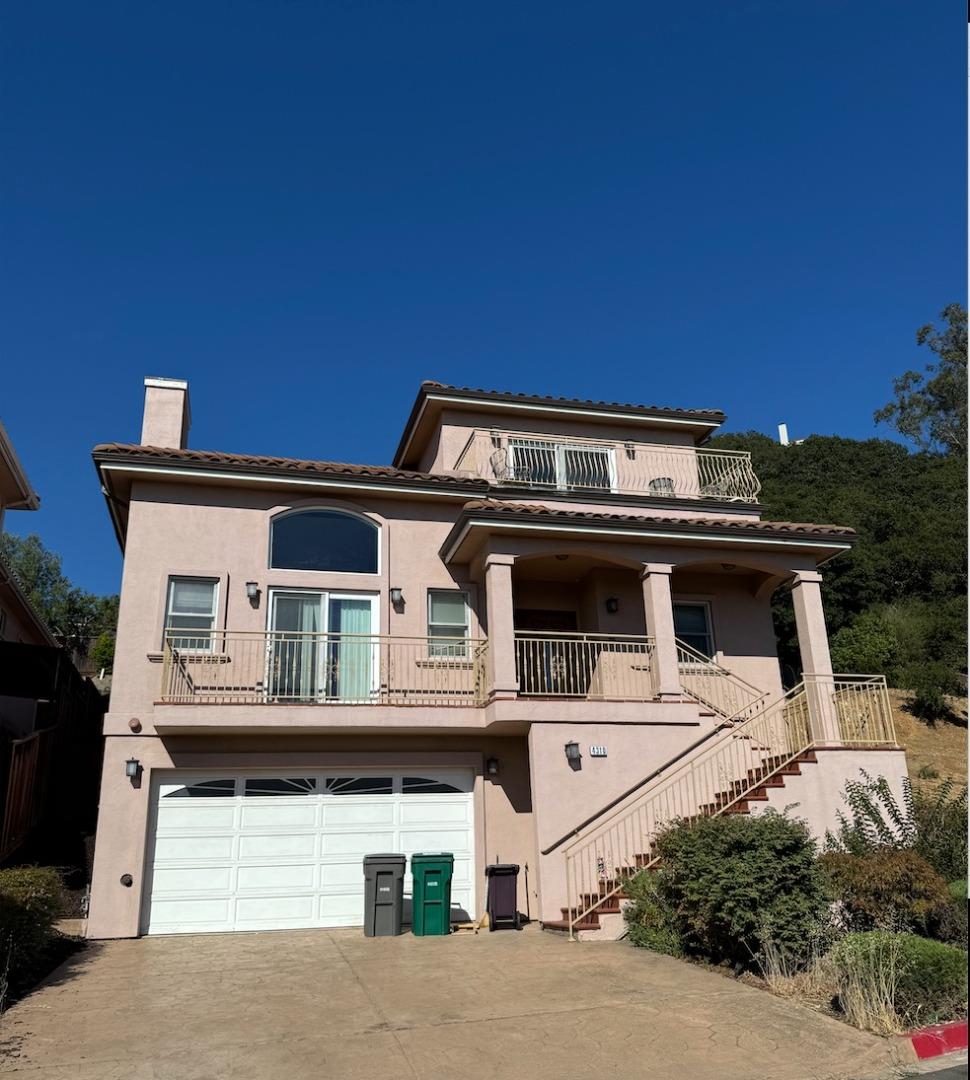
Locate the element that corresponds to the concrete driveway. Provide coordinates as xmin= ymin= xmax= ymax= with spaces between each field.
xmin=0 ymin=927 xmax=912 ymax=1080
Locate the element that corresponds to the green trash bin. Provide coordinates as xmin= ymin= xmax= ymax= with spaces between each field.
xmin=410 ymin=852 xmax=454 ymax=936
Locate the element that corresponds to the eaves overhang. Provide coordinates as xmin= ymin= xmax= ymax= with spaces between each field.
xmin=439 ymin=502 xmax=856 ymax=566
xmin=393 ymin=382 xmax=727 ymax=469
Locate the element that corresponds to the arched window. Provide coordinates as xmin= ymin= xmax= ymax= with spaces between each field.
xmin=270 ymin=509 xmax=379 ymax=573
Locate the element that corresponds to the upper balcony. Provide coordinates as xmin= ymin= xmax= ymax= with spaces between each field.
xmin=451 ymin=429 xmax=761 ymax=504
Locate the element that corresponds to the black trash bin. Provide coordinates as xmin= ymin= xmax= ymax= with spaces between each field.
xmin=484 ymin=863 xmax=521 ymax=930
xmin=363 ymin=854 xmax=406 ymax=937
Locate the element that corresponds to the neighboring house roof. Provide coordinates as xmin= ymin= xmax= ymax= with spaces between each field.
xmin=439 ymin=499 xmax=856 ymax=563
xmin=393 ymin=381 xmax=727 ymax=468
xmin=0 ymin=420 xmax=40 ymax=511
xmin=0 ymin=551 xmax=58 ymax=647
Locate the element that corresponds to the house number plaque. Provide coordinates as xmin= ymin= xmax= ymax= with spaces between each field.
xmin=589 ymin=746 xmax=608 ymax=757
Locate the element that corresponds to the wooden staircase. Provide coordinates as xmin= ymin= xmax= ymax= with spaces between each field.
xmin=541 ymin=748 xmax=820 ymax=935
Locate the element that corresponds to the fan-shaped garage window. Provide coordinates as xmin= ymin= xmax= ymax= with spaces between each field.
xmin=270 ymin=509 xmax=379 ymax=573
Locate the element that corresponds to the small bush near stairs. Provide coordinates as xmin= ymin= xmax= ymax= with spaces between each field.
xmin=625 ymin=811 xmax=828 ymax=970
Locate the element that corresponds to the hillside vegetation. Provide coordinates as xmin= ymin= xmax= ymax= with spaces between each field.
xmin=711 ymin=303 xmax=967 ymax=720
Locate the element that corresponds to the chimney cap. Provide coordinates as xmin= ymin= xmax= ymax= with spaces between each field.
xmin=144 ymin=376 xmax=188 ymax=390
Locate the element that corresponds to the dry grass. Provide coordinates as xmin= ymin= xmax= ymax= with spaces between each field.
xmin=889 ymin=689 xmax=967 ymax=792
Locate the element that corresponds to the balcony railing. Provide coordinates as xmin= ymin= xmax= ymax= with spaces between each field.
xmin=160 ymin=631 xmax=489 ymax=707
xmin=453 ymin=429 xmax=761 ymax=503
xmin=514 ymin=632 xmax=657 ymax=700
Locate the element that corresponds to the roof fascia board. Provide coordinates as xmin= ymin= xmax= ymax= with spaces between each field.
xmin=97 ymin=461 xmax=482 ymax=501
xmin=0 ymin=421 xmax=40 ymax=509
xmin=441 ymin=516 xmax=853 ymax=564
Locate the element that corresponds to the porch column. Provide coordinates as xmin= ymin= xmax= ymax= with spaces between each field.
xmin=640 ymin=563 xmax=681 ymax=698
xmin=483 ymin=553 xmax=519 ymax=699
xmin=791 ymin=570 xmax=840 ymax=744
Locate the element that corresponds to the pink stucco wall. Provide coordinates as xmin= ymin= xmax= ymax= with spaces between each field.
xmin=751 ymin=748 xmax=910 ymax=839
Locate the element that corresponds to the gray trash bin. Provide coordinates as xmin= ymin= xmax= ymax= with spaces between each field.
xmin=363 ymin=854 xmax=406 ymax=937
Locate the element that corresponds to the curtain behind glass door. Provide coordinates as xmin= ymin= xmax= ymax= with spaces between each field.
xmin=326 ymin=598 xmax=374 ymax=701
xmin=270 ymin=594 xmax=322 ymax=701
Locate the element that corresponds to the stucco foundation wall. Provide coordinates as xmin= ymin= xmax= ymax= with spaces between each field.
xmin=88 ymin=732 xmax=533 ymax=940
xmin=751 ymin=748 xmax=910 ymax=839
xmin=528 ymin=713 xmax=714 ymax=921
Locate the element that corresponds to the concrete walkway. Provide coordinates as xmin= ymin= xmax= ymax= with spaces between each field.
xmin=0 ymin=927 xmax=913 ymax=1079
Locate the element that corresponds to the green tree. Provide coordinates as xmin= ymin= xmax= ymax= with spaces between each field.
xmin=0 ymin=532 xmax=118 ymax=661
xmin=875 ymin=303 xmax=968 ymax=455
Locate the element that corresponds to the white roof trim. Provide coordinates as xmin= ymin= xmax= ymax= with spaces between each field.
xmin=0 ymin=420 xmax=40 ymax=510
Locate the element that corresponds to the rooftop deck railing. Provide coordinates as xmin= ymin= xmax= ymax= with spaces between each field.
xmin=159 ymin=631 xmax=489 ymax=707
xmin=453 ymin=429 xmax=761 ymax=503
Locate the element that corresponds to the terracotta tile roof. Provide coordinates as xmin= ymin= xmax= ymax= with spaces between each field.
xmin=420 ymin=381 xmax=726 ymax=420
xmin=92 ymin=443 xmax=491 ymax=489
xmin=458 ymin=499 xmax=857 ymax=539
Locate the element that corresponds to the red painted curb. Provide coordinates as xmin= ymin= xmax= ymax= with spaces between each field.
xmin=909 ymin=1019 xmax=968 ymax=1060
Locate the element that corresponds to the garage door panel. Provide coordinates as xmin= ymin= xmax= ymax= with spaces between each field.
xmin=152 ymin=866 xmax=233 ymax=894
xmin=239 ymin=833 xmax=316 ymax=858
xmin=236 ymin=863 xmax=316 ymax=891
xmin=149 ymin=898 xmax=233 ymax=928
xmin=321 ymin=829 xmax=397 ymax=854
xmin=322 ymin=801 xmax=395 ymax=826
xmin=399 ymin=800 xmax=471 ymax=825
xmin=157 ymin=804 xmax=237 ymax=829
xmin=154 ymin=835 xmax=235 ymax=861
xmin=147 ymin=768 xmax=476 ymax=935
xmin=236 ymin=895 xmax=316 ymax=926
xmin=240 ymin=803 xmax=317 ymax=828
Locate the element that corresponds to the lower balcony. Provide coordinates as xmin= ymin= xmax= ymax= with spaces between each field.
xmin=159 ymin=631 xmax=489 ymax=707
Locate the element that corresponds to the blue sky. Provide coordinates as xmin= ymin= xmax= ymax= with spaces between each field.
xmin=1 ymin=1 xmax=965 ymax=596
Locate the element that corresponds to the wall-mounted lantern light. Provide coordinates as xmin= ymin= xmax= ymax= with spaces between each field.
xmin=564 ymin=741 xmax=581 ymax=763
xmin=245 ymin=581 xmax=260 ymax=607
xmin=390 ymin=587 xmax=405 ymax=611
xmin=605 ymin=597 xmax=620 ymax=614
xmin=486 ymin=757 xmax=500 ymax=776
xmin=125 ymin=758 xmax=141 ymax=779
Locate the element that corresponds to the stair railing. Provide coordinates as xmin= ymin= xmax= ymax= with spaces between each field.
xmin=675 ymin=638 xmax=768 ymax=721
xmin=562 ymin=681 xmax=814 ymax=938
xmin=561 ymin=673 xmax=897 ymax=938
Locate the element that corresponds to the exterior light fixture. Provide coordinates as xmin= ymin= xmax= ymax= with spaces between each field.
xmin=486 ymin=757 xmax=500 ymax=776
xmin=245 ymin=581 xmax=260 ymax=606
xmin=389 ymin=587 xmax=404 ymax=608
xmin=605 ymin=597 xmax=620 ymax=614
xmin=124 ymin=758 xmax=140 ymax=779
xmin=564 ymin=741 xmax=581 ymax=763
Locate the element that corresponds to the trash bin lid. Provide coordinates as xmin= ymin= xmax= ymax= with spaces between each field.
xmin=362 ymin=853 xmax=406 ymax=864
xmin=411 ymin=852 xmax=454 ymax=863
xmin=485 ymin=863 xmax=520 ymax=876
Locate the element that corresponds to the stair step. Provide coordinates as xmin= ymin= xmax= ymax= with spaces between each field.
xmin=542 ymin=918 xmax=600 ymax=933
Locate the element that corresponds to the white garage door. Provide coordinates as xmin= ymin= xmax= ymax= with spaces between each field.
xmin=144 ymin=769 xmax=475 ymax=935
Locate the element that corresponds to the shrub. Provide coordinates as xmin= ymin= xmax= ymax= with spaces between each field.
xmin=821 ymin=850 xmax=951 ymax=934
xmin=825 ymin=772 xmax=968 ymax=881
xmin=0 ymin=867 xmax=64 ymax=1005
xmin=831 ymin=932 xmax=968 ymax=1031
xmin=623 ymin=871 xmax=682 ymax=956
xmin=650 ymin=811 xmax=828 ymax=969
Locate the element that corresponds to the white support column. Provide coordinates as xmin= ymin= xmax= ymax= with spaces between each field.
xmin=483 ymin=553 xmax=518 ymax=699
xmin=791 ymin=569 xmax=840 ymax=744
xmin=640 ymin=562 xmax=681 ymax=698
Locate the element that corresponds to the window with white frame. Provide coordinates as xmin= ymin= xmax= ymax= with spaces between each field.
xmin=165 ymin=577 xmax=219 ymax=651
xmin=673 ymin=602 xmax=714 ymax=659
xmin=427 ymin=590 xmax=470 ymax=657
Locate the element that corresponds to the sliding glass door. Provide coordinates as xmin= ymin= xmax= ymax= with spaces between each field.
xmin=268 ymin=591 xmax=378 ymax=702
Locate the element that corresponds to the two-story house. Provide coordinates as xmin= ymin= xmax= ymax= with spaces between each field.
xmin=87 ymin=378 xmax=906 ymax=940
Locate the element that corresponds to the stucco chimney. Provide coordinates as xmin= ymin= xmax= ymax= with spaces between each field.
xmin=141 ymin=377 xmax=191 ymax=448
